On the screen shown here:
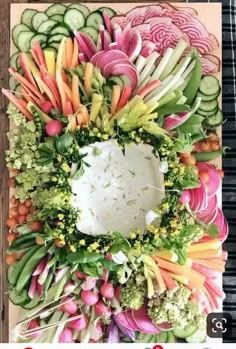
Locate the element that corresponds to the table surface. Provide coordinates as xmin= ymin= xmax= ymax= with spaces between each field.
xmin=1 ymin=0 xmax=235 ymax=343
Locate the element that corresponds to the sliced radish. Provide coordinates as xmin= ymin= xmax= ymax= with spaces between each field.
xmin=197 ymin=163 xmax=221 ymax=197
xmin=197 ymin=195 xmax=217 ymax=219
xmin=131 ymin=306 xmax=161 ymax=334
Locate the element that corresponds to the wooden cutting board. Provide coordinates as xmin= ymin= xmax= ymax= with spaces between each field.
xmin=9 ymin=2 xmax=222 ymax=341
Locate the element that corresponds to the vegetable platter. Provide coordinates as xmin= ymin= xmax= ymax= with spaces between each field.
xmin=2 ymin=1 xmax=226 ymax=344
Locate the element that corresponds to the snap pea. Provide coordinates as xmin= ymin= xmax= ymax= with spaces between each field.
xmin=184 ymin=55 xmax=202 ymax=105
xmin=157 ymin=104 xmax=190 ymax=118
xmin=16 ymin=244 xmax=50 ymax=293
xmin=193 ymin=146 xmax=227 ymax=162
xmin=9 ymin=232 xmax=37 ymax=250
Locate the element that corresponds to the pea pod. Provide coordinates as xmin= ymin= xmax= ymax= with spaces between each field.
xmin=8 ymin=232 xmax=37 ymax=250
xmin=193 ymin=146 xmax=227 ymax=162
xmin=184 ymin=56 xmax=202 ymax=105
xmin=178 ymin=123 xmax=203 ymax=134
xmin=16 ymin=244 xmax=51 ymax=292
xmin=184 ymin=114 xmax=205 ymax=126
xmin=157 ymin=104 xmax=190 ymax=118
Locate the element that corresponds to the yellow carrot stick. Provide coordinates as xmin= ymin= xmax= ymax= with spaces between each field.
xmin=66 ymin=38 xmax=73 ymax=69
xmin=154 ymin=264 xmax=166 ymax=294
xmin=193 ymin=258 xmax=225 ymax=272
xmin=90 ymin=94 xmax=103 ymax=122
xmin=76 ymin=111 xmax=84 ymax=126
xmin=67 ymin=115 xmax=77 ymax=131
xmin=187 ymin=248 xmax=222 ymax=260
xmin=154 ymin=250 xmax=178 ymax=263
xmin=84 ymin=62 xmax=93 ymax=96
xmin=111 ymin=85 xmax=121 ymax=114
xmin=56 ymin=37 xmax=67 ymax=71
xmin=81 ymin=105 xmax=89 ymax=124
xmin=168 ymin=272 xmax=188 ymax=285
xmin=186 ymin=239 xmax=221 ymax=253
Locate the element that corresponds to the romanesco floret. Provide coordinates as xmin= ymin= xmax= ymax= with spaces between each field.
xmin=31 ymin=187 xmax=71 ymax=209
xmin=121 ymin=274 xmax=147 ymax=310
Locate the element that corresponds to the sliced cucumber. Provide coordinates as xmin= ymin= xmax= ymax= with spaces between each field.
xmin=186 ymin=327 xmax=207 ymax=343
xmin=30 ymin=34 xmax=48 ymax=49
xmin=38 ymin=19 xmax=57 ymax=34
xmin=9 ymin=52 xmax=20 ymax=70
xmin=155 ymin=331 xmax=168 ymax=343
xmin=108 ymin=76 xmax=124 ymax=89
xmin=173 ymin=324 xmax=198 ymax=339
xmin=199 ymin=75 xmax=220 ymax=96
xmin=49 ymin=42 xmax=60 ymax=50
xmin=98 ymin=7 xmax=117 ymax=17
xmin=199 ymin=99 xmax=218 ymax=112
xmin=80 ymin=26 xmax=98 ymax=43
xmin=205 ymin=109 xmax=223 ymax=128
xmin=32 ymin=12 xmax=49 ymax=31
xmin=86 ymin=11 xmax=104 ymax=30
xmin=197 ymin=107 xmax=218 ymax=117
xmin=68 ymin=4 xmax=90 ymax=18
xmin=48 ymin=34 xmax=67 ymax=44
xmin=12 ymin=24 xmax=31 ymax=47
xmin=9 ymin=75 xmax=18 ymax=91
xmin=21 ymin=9 xmax=38 ymax=29
xmin=50 ymin=25 xmax=70 ymax=37
xmin=46 ymin=3 xmax=67 ymax=16
xmin=22 ymin=296 xmax=40 ymax=310
xmin=43 ymin=47 xmax=57 ymax=54
xmin=9 ymin=288 xmax=29 ymax=306
xmin=14 ymin=84 xmax=22 ymax=94
xmin=17 ymin=31 xmax=35 ymax=52
xmin=64 ymin=9 xmax=85 ymax=31
xmin=197 ymin=90 xmax=220 ymax=102
xmin=50 ymin=14 xmax=64 ymax=22
xmin=166 ymin=331 xmax=176 ymax=343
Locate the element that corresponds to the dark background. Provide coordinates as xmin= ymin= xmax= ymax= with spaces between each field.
xmin=0 ymin=0 xmax=235 ymax=343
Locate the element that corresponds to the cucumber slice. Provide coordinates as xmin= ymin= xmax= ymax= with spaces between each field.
xmin=21 ymin=9 xmax=38 ymax=29
xmin=22 ymin=296 xmax=40 ymax=310
xmin=7 ymin=265 xmax=15 ymax=286
xmin=46 ymin=4 xmax=67 ymax=17
xmin=38 ymin=19 xmax=57 ymax=34
xmin=167 ymin=331 xmax=176 ymax=343
xmin=50 ymin=14 xmax=64 ymax=23
xmin=32 ymin=12 xmax=49 ymax=31
xmin=98 ymin=7 xmax=117 ymax=17
xmin=80 ymin=26 xmax=98 ymax=43
xmin=64 ymin=9 xmax=85 ymax=31
xmin=86 ymin=11 xmax=104 ymax=30
xmin=9 ymin=75 xmax=18 ymax=91
xmin=199 ymin=99 xmax=218 ymax=112
xmin=155 ymin=331 xmax=168 ymax=343
xmin=186 ymin=327 xmax=207 ymax=343
xmin=108 ymin=76 xmax=124 ymax=89
xmin=197 ymin=90 xmax=221 ymax=102
xmin=14 ymin=84 xmax=22 ymax=94
xmin=197 ymin=107 xmax=218 ymax=117
xmin=199 ymin=75 xmax=220 ymax=96
xmin=30 ymin=34 xmax=48 ymax=49
xmin=17 ymin=31 xmax=35 ymax=52
xmin=49 ymin=42 xmax=60 ymax=50
xmin=50 ymin=25 xmax=70 ymax=37
xmin=205 ymin=109 xmax=223 ymax=128
xmin=9 ymin=288 xmax=29 ymax=306
xmin=173 ymin=324 xmax=198 ymax=339
xmin=48 ymin=34 xmax=67 ymax=44
xmin=9 ymin=52 xmax=20 ymax=70
xmin=68 ymin=4 xmax=90 ymax=18
xmin=12 ymin=24 xmax=31 ymax=47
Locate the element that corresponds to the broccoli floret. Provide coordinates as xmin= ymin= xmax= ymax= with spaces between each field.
xmin=120 ymin=273 xmax=147 ymax=310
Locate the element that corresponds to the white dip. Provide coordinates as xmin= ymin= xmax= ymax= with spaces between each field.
xmin=71 ymin=140 xmax=165 ymax=237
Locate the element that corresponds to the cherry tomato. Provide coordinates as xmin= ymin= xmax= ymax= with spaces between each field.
xmin=18 ymin=203 xmax=29 ymax=216
xmin=217 ymin=169 xmax=224 ymax=179
xmin=9 ymin=207 xmax=18 ymax=217
xmin=199 ymin=141 xmax=211 ymax=152
xmin=7 ymin=233 xmax=17 ymax=243
xmin=26 ymin=213 xmax=32 ymax=222
xmin=18 ymin=215 xmax=26 ymax=224
xmin=6 ymin=254 xmax=16 ymax=265
xmin=199 ymin=171 xmax=210 ymax=184
xmin=10 ymin=196 xmax=19 ymax=207
xmin=179 ymin=152 xmax=191 ymax=159
xmin=6 ymin=217 xmax=18 ymax=228
xmin=55 ymin=238 xmax=65 ymax=248
xmin=35 ymin=236 xmax=44 ymax=245
xmin=181 ymin=154 xmax=196 ymax=166
xmin=210 ymin=141 xmax=220 ymax=151
xmin=30 ymin=221 xmax=43 ymax=231
xmin=24 ymin=199 xmax=32 ymax=208
xmin=208 ymin=133 xmax=219 ymax=142
xmin=8 ymin=177 xmax=15 ymax=188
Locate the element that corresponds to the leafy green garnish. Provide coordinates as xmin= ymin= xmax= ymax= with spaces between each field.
xmin=56 ymin=132 xmax=74 ymax=154
xmin=67 ymin=250 xmax=104 ymax=264
xmin=181 ymin=165 xmax=199 ymax=189
xmin=110 ymin=232 xmax=131 ymax=254
xmin=174 ymin=131 xmax=193 ymax=153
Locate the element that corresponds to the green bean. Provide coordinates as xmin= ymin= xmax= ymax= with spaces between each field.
xmin=193 ymin=146 xmax=227 ymax=162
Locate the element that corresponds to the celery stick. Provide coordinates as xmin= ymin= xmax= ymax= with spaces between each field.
xmin=176 ymin=95 xmax=187 ymax=105
xmin=149 ymin=92 xmax=176 ymax=109
xmin=150 ymin=47 xmax=174 ymax=81
xmin=145 ymin=75 xmax=173 ymax=102
xmin=168 ymin=77 xmax=185 ymax=94
xmin=182 ymin=59 xmax=196 ymax=80
xmin=178 ymin=73 xmax=192 ymax=92
xmin=161 ymin=39 xmax=188 ymax=79
xmin=135 ymin=55 xmax=147 ymax=74
xmin=138 ymin=52 xmax=159 ymax=86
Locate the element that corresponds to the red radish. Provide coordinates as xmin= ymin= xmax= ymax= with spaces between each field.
xmin=100 ymin=282 xmax=114 ymax=299
xmin=28 ymin=319 xmax=41 ymax=339
xmin=41 ymin=101 xmax=53 ymax=113
xmin=103 ymin=13 xmax=112 ymax=35
xmin=59 ymin=328 xmax=74 ymax=343
xmin=90 ymin=323 xmax=103 ymax=341
xmin=61 ymin=297 xmax=78 ymax=314
xmin=179 ymin=190 xmax=191 ymax=204
xmin=74 ymin=32 xmax=94 ymax=60
xmin=37 ymin=283 xmax=44 ymax=297
xmin=101 ymin=269 xmax=109 ymax=283
xmin=81 ymin=277 xmax=98 ymax=291
xmin=28 ymin=275 xmax=38 ymax=299
xmin=121 ymin=23 xmax=132 ymax=54
xmin=33 ymin=255 xmax=50 ymax=276
xmin=137 ymin=79 xmax=161 ymax=98
xmin=127 ymin=30 xmax=142 ymax=62
xmin=95 ymin=300 xmax=111 ymax=316
xmin=130 ymin=306 xmax=161 ymax=334
xmin=64 ymin=281 xmax=76 ymax=294
xmin=64 ymin=101 xmax=74 ymax=115
xmin=69 ymin=315 xmax=88 ymax=331
xmin=2 ymin=89 xmax=33 ymax=120
xmin=111 ymin=64 xmax=138 ymax=90
xmin=114 ymin=311 xmax=136 ymax=331
xmin=45 ymin=119 xmax=63 ymax=137
xmin=109 ymin=42 xmax=118 ymax=50
xmin=114 ymin=285 xmax=121 ymax=300
xmin=75 ymin=271 xmax=87 ymax=279
xmin=164 ymin=112 xmax=192 ymax=131
xmin=105 ymin=253 xmax=112 ymax=260
xmin=113 ymin=24 xmax=122 ymax=49
xmin=81 ymin=290 xmax=99 ymax=305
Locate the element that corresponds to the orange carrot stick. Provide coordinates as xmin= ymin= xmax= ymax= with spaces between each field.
xmin=63 ymin=83 xmax=73 ymax=102
xmin=66 ymin=38 xmax=73 ymax=69
xmin=111 ymin=85 xmax=121 ymax=114
xmin=187 ymin=248 xmax=222 ymax=260
xmin=153 ymin=256 xmax=190 ymax=275
xmin=56 ymin=70 xmax=67 ymax=115
xmin=154 ymin=265 xmax=166 ymax=293
xmin=193 ymin=258 xmax=225 ymax=273
xmin=71 ymin=37 xmax=79 ymax=68
xmin=160 ymin=269 xmax=178 ymax=291
xmin=72 ymin=75 xmax=81 ymax=112
xmin=84 ymin=63 xmax=93 ymax=96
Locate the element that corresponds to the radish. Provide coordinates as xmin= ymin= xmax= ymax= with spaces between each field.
xmin=41 ymin=101 xmax=53 ymax=113
xmin=81 ymin=290 xmax=99 ymax=305
xmin=28 ymin=319 xmax=41 ymax=339
xmin=64 ymin=281 xmax=77 ymax=294
xmin=69 ymin=315 xmax=88 ymax=331
xmin=81 ymin=276 xmax=98 ymax=291
xmin=114 ymin=286 xmax=121 ymax=300
xmin=45 ymin=119 xmax=63 ymax=137
xmin=75 ymin=270 xmax=87 ymax=279
xmin=100 ymin=282 xmax=114 ymax=299
xmin=61 ymin=297 xmax=78 ymax=314
xmin=179 ymin=190 xmax=191 ymax=204
xmin=95 ymin=300 xmax=111 ymax=316
xmin=59 ymin=328 xmax=74 ymax=343
xmin=90 ymin=323 xmax=103 ymax=341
